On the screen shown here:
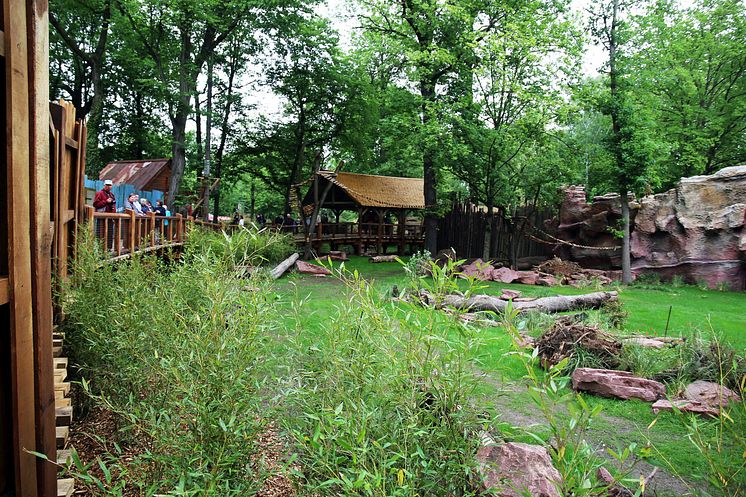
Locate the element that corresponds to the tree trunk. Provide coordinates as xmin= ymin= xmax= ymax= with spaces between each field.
xmin=439 ymin=291 xmax=618 ymax=315
xmin=616 ymin=192 xmax=634 ymax=284
xmin=270 ymin=253 xmax=300 ymax=279
xmin=168 ymin=111 xmax=189 ymax=204
xmin=421 ymin=79 xmax=438 ymax=253
xmin=482 ymin=203 xmax=493 ymax=260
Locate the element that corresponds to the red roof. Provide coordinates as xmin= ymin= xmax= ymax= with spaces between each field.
xmin=99 ymin=159 xmax=172 ymax=191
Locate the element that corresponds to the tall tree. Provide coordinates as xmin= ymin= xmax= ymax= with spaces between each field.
xmin=49 ymin=0 xmax=113 ymax=173
xmin=589 ymin=0 xmax=659 ymax=283
xmin=358 ymin=0 xmax=508 ymax=252
xmin=630 ymin=0 xmax=746 ymax=185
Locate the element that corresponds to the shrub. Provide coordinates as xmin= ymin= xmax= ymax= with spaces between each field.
xmin=280 ymin=262 xmax=491 ymax=496
xmin=184 ymin=226 xmax=295 ymax=268
xmin=60 ymin=232 xmax=281 ymax=494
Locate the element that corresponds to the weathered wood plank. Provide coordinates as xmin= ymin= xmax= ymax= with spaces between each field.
xmin=0 ymin=276 xmax=8 ymax=304
xmin=5 ymin=0 xmax=40 ymax=492
xmin=55 ymin=427 xmax=68 ymax=449
xmin=55 ymin=406 xmax=72 ymax=427
xmin=56 ymin=478 xmax=74 ymax=497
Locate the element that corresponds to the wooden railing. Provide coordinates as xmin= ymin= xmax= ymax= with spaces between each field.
xmin=272 ymin=222 xmax=425 ymax=242
xmin=85 ymin=206 xmax=224 ymax=260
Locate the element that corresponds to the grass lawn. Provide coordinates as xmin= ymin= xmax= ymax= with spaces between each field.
xmin=276 ymin=256 xmax=746 ymax=495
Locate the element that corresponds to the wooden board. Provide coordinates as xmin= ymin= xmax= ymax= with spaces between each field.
xmin=57 ymin=478 xmax=74 ymax=497
xmin=55 ymin=427 xmax=68 ymax=449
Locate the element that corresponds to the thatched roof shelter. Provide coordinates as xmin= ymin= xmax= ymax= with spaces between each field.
xmin=302 ymin=171 xmax=425 ymax=212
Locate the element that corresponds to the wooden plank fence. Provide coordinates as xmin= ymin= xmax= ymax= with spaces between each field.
xmin=437 ymin=203 xmax=554 ymax=263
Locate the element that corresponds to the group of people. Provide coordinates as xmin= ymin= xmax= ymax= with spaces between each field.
xmin=92 ymin=179 xmax=169 ymax=217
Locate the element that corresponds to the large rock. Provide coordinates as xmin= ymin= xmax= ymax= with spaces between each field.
xmin=295 ymin=260 xmax=332 ymax=276
xmin=516 ymin=271 xmax=540 ymax=285
xmin=460 ymin=258 xmax=495 ymax=280
xmin=492 ymin=267 xmax=520 ymax=283
xmin=571 ymin=368 xmax=666 ymax=402
xmin=683 ymin=380 xmax=741 ymax=408
xmin=476 ymin=442 xmax=561 ymax=497
xmin=651 ymin=399 xmax=719 ymax=418
xmin=547 ymin=186 xmax=633 ymax=269
xmin=631 ymin=166 xmax=746 ymax=290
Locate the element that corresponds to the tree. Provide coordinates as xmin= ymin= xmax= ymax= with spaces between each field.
xmin=49 ymin=0 xmax=113 ymax=173
xmin=358 ymin=0 xmax=510 ymax=252
xmin=589 ymin=0 xmax=659 ymax=283
xmin=630 ymin=0 xmax=746 ymax=186
xmin=448 ymin=0 xmax=580 ymax=260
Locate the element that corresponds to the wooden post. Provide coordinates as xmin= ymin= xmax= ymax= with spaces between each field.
xmin=398 ymin=209 xmax=406 ymax=255
xmin=85 ymin=205 xmax=94 ymax=234
xmin=175 ymin=214 xmax=182 ymax=243
xmin=148 ymin=211 xmax=156 ymax=248
xmin=5 ymin=0 xmax=40 ymax=492
xmin=128 ymin=209 xmax=136 ymax=254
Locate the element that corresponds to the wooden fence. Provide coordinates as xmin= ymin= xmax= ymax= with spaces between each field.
xmin=0 ymin=1 xmax=58 ymax=496
xmin=437 ymin=203 xmax=554 ymax=262
xmin=85 ymin=207 xmax=225 ymax=260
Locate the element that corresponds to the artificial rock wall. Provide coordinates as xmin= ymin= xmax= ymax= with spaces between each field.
xmin=551 ymin=166 xmax=746 ymax=290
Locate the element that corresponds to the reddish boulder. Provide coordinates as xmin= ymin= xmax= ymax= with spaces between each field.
xmin=516 ymin=271 xmax=540 ymax=285
xmin=295 ymin=260 xmax=332 ymax=276
xmin=571 ymin=368 xmax=666 ymax=402
xmin=326 ymin=251 xmax=347 ymax=261
xmin=537 ymin=275 xmax=558 ymax=286
xmin=499 ymin=289 xmax=522 ymax=300
xmin=683 ymin=380 xmax=741 ymax=408
xmin=476 ymin=442 xmax=561 ymax=497
xmin=492 ymin=267 xmax=520 ymax=283
xmin=651 ymin=399 xmax=719 ymax=418
xmin=460 ymin=258 xmax=495 ymax=280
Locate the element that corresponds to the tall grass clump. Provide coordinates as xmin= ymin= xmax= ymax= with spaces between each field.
xmin=184 ymin=225 xmax=295 ymax=268
xmin=60 ymin=228 xmax=282 ymax=494
xmin=281 ymin=261 xmax=492 ymax=496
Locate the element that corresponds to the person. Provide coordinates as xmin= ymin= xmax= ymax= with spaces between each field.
xmin=238 ymin=216 xmax=245 ymax=227
xmin=140 ymin=198 xmax=153 ymax=214
xmin=232 ymin=212 xmax=241 ymax=225
xmin=256 ymin=213 xmax=266 ymax=227
xmin=154 ymin=200 xmax=167 ymax=216
xmin=274 ymin=214 xmax=284 ymax=228
xmin=93 ymin=179 xmax=116 ymax=250
xmin=124 ymin=193 xmax=145 ymax=215
xmin=93 ymin=179 xmax=116 ymax=212
xmin=284 ymin=213 xmax=296 ymax=233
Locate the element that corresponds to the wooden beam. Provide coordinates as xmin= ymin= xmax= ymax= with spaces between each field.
xmin=0 ymin=277 xmax=8 ymax=305
xmin=5 ymin=0 xmax=39 ymax=493
xmin=0 ymin=30 xmax=5 ymax=57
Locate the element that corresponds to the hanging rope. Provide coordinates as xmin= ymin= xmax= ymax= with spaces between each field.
xmin=525 ymin=222 xmax=621 ymax=251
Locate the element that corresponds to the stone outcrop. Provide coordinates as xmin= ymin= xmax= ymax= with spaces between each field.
xmin=547 ymin=186 xmax=634 ymax=269
xmin=651 ymin=399 xmax=719 ymax=418
xmin=683 ymin=380 xmax=741 ymax=408
xmin=546 ymin=166 xmax=746 ymax=289
xmin=476 ymin=442 xmax=562 ymax=497
xmin=295 ymin=260 xmax=332 ymax=276
xmin=571 ymin=368 xmax=666 ymax=402
xmin=631 ymin=166 xmax=746 ymax=290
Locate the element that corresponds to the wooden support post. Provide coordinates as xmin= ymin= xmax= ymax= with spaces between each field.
xmin=128 ymin=209 xmax=136 ymax=254
xmin=398 ymin=210 xmax=406 ymax=255
xmin=85 ymin=205 xmax=94 ymax=234
xmin=115 ymin=219 xmax=122 ymax=256
xmin=175 ymin=214 xmax=183 ymax=242
xmin=148 ymin=211 xmax=156 ymax=248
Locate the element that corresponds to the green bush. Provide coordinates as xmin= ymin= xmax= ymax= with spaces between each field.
xmin=184 ymin=226 xmax=295 ymax=268
xmin=61 ymin=233 xmax=281 ymax=494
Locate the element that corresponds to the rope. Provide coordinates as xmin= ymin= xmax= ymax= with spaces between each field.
xmin=526 ymin=224 xmax=621 ymax=251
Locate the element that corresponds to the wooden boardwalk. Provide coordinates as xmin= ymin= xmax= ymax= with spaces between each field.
xmin=284 ymin=222 xmax=426 ymax=255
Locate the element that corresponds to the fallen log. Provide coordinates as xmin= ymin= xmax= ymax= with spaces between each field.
xmin=270 ymin=253 xmax=300 ymax=279
xmin=369 ymin=255 xmax=398 ymax=263
xmin=442 ymin=291 xmax=618 ymax=314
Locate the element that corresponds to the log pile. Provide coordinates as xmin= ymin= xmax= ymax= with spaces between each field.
xmin=441 ymin=291 xmax=618 ymax=315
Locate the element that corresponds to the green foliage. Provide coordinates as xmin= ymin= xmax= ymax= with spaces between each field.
xmin=281 ymin=262 xmax=490 ymax=496
xmin=61 ymin=233 xmax=281 ymax=494
xmin=183 ymin=226 xmax=295 ymax=268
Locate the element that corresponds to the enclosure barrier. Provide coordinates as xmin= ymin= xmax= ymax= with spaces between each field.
xmin=85 ymin=206 xmax=225 ymax=260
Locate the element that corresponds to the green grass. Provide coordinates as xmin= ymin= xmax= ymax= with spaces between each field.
xmin=278 ymin=256 xmax=746 ymax=493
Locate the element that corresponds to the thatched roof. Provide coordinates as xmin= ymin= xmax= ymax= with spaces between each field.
xmin=316 ymin=171 xmax=425 ymax=209
xmin=99 ymin=159 xmax=171 ymax=192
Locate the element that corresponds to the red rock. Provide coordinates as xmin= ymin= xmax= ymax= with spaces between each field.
xmin=492 ymin=267 xmax=520 ymax=283
xmin=537 ymin=275 xmax=557 ymax=286
xmin=683 ymin=380 xmax=741 ymax=408
xmin=295 ymin=260 xmax=332 ymax=276
xmin=460 ymin=258 xmax=495 ymax=280
xmin=326 ymin=251 xmax=347 ymax=261
xmin=571 ymin=368 xmax=666 ymax=402
xmin=652 ymin=399 xmax=719 ymax=418
xmin=516 ymin=271 xmax=540 ymax=285
xmin=499 ymin=289 xmax=522 ymax=300
xmin=476 ymin=442 xmax=561 ymax=497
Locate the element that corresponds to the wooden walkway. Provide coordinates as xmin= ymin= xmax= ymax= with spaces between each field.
xmin=85 ymin=206 xmax=224 ymax=259
xmin=283 ymin=222 xmax=425 ymax=254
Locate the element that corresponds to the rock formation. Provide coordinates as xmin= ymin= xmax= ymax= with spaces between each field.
xmin=571 ymin=368 xmax=666 ymax=402
xmin=631 ymin=165 xmax=746 ymax=290
xmin=476 ymin=442 xmax=562 ymax=497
